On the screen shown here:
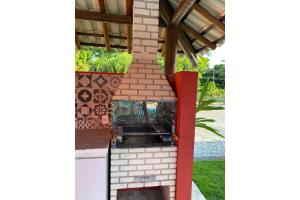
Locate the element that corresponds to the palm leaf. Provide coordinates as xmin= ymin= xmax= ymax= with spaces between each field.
xmin=196 ymin=123 xmax=225 ymax=138
xmin=196 ymin=118 xmax=215 ymax=123
xmin=198 ymin=80 xmax=209 ymax=105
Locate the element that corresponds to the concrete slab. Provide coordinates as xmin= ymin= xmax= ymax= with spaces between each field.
xmin=192 ymin=181 xmax=206 ymax=200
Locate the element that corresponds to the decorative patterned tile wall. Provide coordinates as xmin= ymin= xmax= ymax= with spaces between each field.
xmin=75 ymin=72 xmax=123 ymax=129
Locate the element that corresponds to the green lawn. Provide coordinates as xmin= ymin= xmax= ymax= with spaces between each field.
xmin=193 ymin=160 xmax=225 ymax=200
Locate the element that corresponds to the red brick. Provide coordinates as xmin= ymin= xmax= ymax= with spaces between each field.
xmin=133 ymin=52 xmax=157 ymax=60
xmin=162 ymin=96 xmax=177 ymax=101
xmin=119 ymin=84 xmax=129 ymax=89
xmin=146 ymin=3 xmax=159 ymax=9
xmin=135 ymin=1 xmax=145 ymax=8
xmin=147 ymin=25 xmax=158 ymax=32
xmin=112 ymin=95 xmax=129 ymax=100
xmin=142 ymin=39 xmax=157 ymax=46
xmin=121 ymin=90 xmax=138 ymax=95
xmin=146 ymin=64 xmax=160 ymax=69
xmin=147 ymin=85 xmax=161 ymax=90
xmin=169 ymin=91 xmax=176 ymax=97
xmin=130 ymin=96 xmax=146 ymax=100
xmin=162 ymin=85 xmax=172 ymax=90
xmin=154 ymin=90 xmax=169 ymax=96
xmin=134 ymin=24 xmax=146 ymax=31
xmin=134 ymin=31 xmax=151 ymax=39
xmin=133 ymin=39 xmax=141 ymax=45
xmin=146 ymin=46 xmax=157 ymax=53
xmin=134 ymin=17 xmax=142 ymax=23
xmin=138 ymin=79 xmax=153 ymax=84
xmin=130 ymin=73 xmax=145 ymax=78
xmin=133 ymin=45 xmax=145 ymax=52
xmin=143 ymin=18 xmax=159 ymax=25
xmin=153 ymin=69 xmax=163 ymax=74
xmin=150 ymin=10 xmax=159 ymax=16
xmin=130 ymin=84 xmax=146 ymax=89
xmin=137 ymin=59 xmax=153 ymax=64
xmin=134 ymin=8 xmax=150 ymax=16
xmin=138 ymin=68 xmax=153 ymax=73
xmin=130 ymin=63 xmax=145 ymax=68
xmin=122 ymin=78 xmax=138 ymax=84
xmin=146 ymin=74 xmax=160 ymax=79
xmin=128 ymin=68 xmax=138 ymax=73
xmin=154 ymin=79 xmax=169 ymax=85
xmin=147 ymin=96 xmax=162 ymax=101
xmin=151 ymin=32 xmax=158 ymax=39
xmin=139 ymin=90 xmax=154 ymax=96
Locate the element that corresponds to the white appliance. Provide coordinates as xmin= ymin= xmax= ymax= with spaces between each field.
xmin=76 ymin=148 xmax=108 ymax=200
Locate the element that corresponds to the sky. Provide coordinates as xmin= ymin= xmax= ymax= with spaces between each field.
xmin=203 ymin=44 xmax=225 ymax=68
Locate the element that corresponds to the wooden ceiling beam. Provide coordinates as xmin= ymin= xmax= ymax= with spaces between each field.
xmin=160 ymin=0 xmax=178 ymax=74
xmin=160 ymin=0 xmax=198 ymax=68
xmin=75 ymin=10 xmax=132 ymax=25
xmin=77 ymin=31 xmax=165 ymax=43
xmin=80 ymin=42 xmax=127 ymax=50
xmin=181 ymin=23 xmax=216 ymax=50
xmin=193 ymin=4 xmax=225 ymax=32
xmin=76 ymin=32 xmax=126 ymax=39
xmin=196 ymin=35 xmax=225 ymax=53
xmin=178 ymin=29 xmax=198 ymax=67
xmin=158 ymin=49 xmax=184 ymax=54
xmin=75 ymin=32 xmax=81 ymax=49
xmin=220 ymin=15 xmax=225 ymax=22
xmin=160 ymin=0 xmax=173 ymax=26
xmin=76 ymin=10 xmax=166 ymax=28
xmin=125 ymin=0 xmax=133 ymax=53
xmin=98 ymin=0 xmax=110 ymax=51
xmin=172 ymin=0 xmax=197 ymax=26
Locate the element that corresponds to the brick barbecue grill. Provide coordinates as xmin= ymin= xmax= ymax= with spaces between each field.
xmin=109 ymin=0 xmax=178 ymax=199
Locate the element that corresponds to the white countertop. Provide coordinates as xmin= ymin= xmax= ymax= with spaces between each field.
xmin=75 ymin=148 xmax=108 ymax=159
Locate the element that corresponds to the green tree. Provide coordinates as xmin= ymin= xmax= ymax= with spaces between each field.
xmin=213 ymin=64 xmax=225 ymax=89
xmin=75 ymin=47 xmax=132 ymax=73
xmin=75 ymin=48 xmax=93 ymax=71
xmin=201 ymin=64 xmax=225 ymax=89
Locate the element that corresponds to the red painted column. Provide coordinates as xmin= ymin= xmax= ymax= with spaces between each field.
xmin=171 ymin=72 xmax=198 ymax=200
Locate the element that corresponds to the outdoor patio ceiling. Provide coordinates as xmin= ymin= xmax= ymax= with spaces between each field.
xmin=75 ymin=0 xmax=225 ymax=67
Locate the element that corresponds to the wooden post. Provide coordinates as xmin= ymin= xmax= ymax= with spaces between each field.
xmin=125 ymin=0 xmax=133 ymax=53
xmin=164 ymin=25 xmax=179 ymax=76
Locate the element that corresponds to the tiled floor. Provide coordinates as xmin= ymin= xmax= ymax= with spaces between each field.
xmin=118 ymin=188 xmax=163 ymax=200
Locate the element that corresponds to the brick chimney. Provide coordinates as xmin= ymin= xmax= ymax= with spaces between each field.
xmin=113 ymin=0 xmax=176 ymax=101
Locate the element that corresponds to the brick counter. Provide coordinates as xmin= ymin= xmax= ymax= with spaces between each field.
xmin=110 ymin=146 xmax=177 ymax=200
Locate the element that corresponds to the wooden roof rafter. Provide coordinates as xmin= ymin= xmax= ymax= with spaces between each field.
xmin=196 ymin=35 xmax=225 ymax=53
xmin=76 ymin=32 xmax=126 ymax=39
xmin=80 ymin=42 xmax=127 ymax=50
xmin=98 ymin=0 xmax=110 ymax=50
xmin=125 ymin=0 xmax=133 ymax=53
xmin=171 ymin=0 xmax=197 ymax=26
xmin=75 ymin=10 xmax=132 ymax=24
xmin=193 ymin=3 xmax=225 ymax=32
xmin=181 ymin=23 xmax=216 ymax=50
xmin=75 ymin=0 xmax=224 ymax=55
xmin=75 ymin=32 xmax=81 ymax=49
xmin=76 ymin=31 xmax=166 ymax=43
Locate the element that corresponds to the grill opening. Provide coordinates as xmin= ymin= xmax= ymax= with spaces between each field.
xmin=116 ymin=134 xmax=172 ymax=148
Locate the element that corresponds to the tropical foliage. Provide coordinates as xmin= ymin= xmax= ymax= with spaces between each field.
xmin=75 ymin=47 xmax=132 ymax=73
xmin=196 ymin=81 xmax=224 ymax=138
xmin=201 ymin=63 xmax=225 ymax=89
